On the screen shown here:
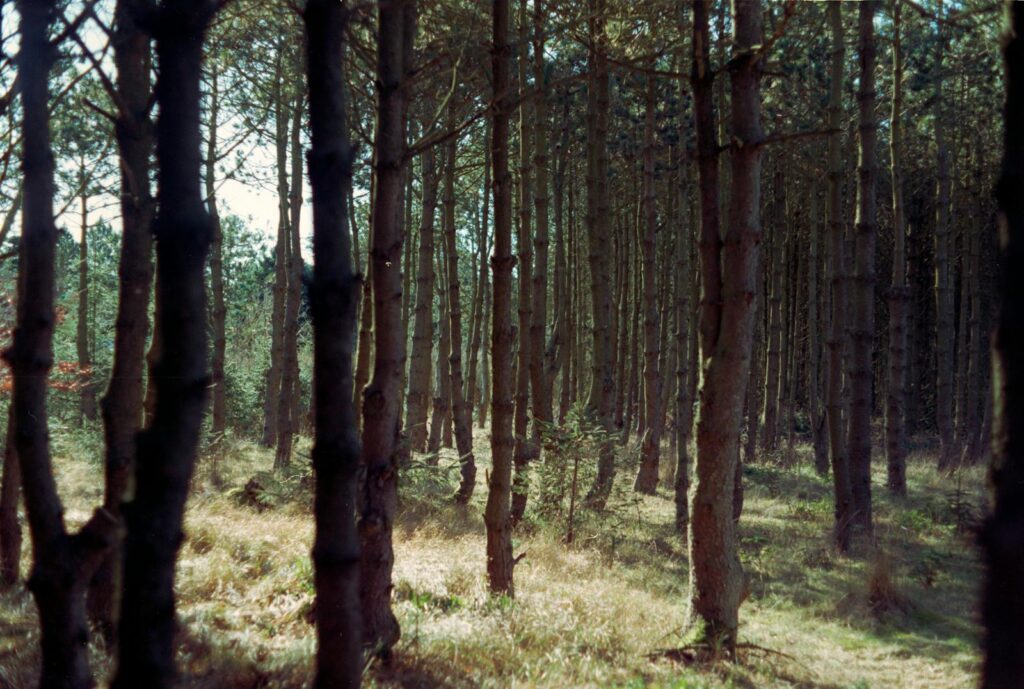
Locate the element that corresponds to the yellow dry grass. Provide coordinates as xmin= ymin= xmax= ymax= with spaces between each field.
xmin=0 ymin=428 xmax=983 ymax=689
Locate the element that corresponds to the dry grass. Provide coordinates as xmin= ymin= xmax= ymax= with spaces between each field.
xmin=0 ymin=427 xmax=983 ymax=689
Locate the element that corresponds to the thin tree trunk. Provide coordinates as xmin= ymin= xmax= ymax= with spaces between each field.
xmin=206 ymin=65 xmax=227 ymax=447
xmin=466 ymin=131 xmax=490 ymax=429
xmin=428 ymin=235 xmax=451 ymax=456
xmin=77 ymin=185 xmax=97 ymax=425
xmin=358 ymin=0 xmax=411 ymax=653
xmin=809 ymin=185 xmax=829 ymax=475
xmin=511 ymin=0 xmax=536 ymax=525
xmin=304 ymin=3 xmax=362 ymax=683
xmin=886 ymin=0 xmax=909 ymax=495
xmin=485 ymin=0 xmax=516 ymax=595
xmin=825 ymin=0 xmax=853 ymax=553
xmin=848 ymin=0 xmax=878 ymax=534
xmin=635 ymin=69 xmax=662 ymax=493
xmin=960 ymin=150 xmax=984 ymax=466
xmin=441 ymin=133 xmax=477 ymax=505
xmin=112 ymin=3 xmax=218 ymax=686
xmin=0 ymin=408 xmax=19 ymax=585
xmin=761 ymin=164 xmax=783 ymax=453
xmin=261 ymin=50 xmax=290 ymax=448
xmin=88 ymin=0 xmax=155 ymax=643
xmin=584 ymin=0 xmax=616 ymax=507
xmin=405 ymin=146 xmax=438 ymax=453
xmin=934 ymin=0 xmax=957 ymax=472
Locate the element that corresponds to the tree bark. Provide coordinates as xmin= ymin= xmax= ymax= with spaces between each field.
xmin=358 ymin=0 xmax=412 ymax=653
xmin=112 ymin=4 xmax=218 ymax=686
xmin=886 ymin=0 xmax=909 ymax=496
xmin=77 ymin=185 xmax=97 ymax=425
xmin=687 ymin=0 xmax=763 ymax=652
xmin=261 ymin=48 xmax=290 ymax=448
xmin=825 ymin=0 xmax=853 ymax=553
xmin=206 ymin=64 xmax=227 ymax=446
xmin=809 ymin=185 xmax=829 ymax=475
xmin=934 ymin=0 xmax=957 ymax=472
xmin=635 ymin=69 xmax=662 ymax=494
xmin=8 ymin=3 xmax=121 ymax=686
xmin=88 ymin=0 xmax=155 ymax=644
xmin=304 ymin=2 xmax=362 ymax=683
xmin=405 ymin=146 xmax=438 ymax=453
xmin=761 ymin=164 xmax=784 ymax=453
xmin=0 ymin=408 xmax=20 ymax=585
xmin=485 ymin=0 xmax=516 ymax=596
xmin=848 ymin=0 xmax=877 ymax=535
xmin=583 ymin=0 xmax=616 ymax=508
xmin=981 ymin=4 xmax=1024 ymax=685
xmin=511 ymin=0 xmax=535 ymax=525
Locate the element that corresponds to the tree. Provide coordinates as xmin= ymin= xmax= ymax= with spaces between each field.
xmin=359 ymin=0 xmax=414 ymax=654
xmin=88 ymin=0 xmax=156 ymax=644
xmin=6 ymin=2 xmax=120 ymax=686
xmin=981 ymin=4 xmax=1024 ymax=685
xmin=485 ymin=0 xmax=516 ymax=596
xmin=112 ymin=1 xmax=219 ymax=685
xmin=304 ymin=0 xmax=362 ymax=684
xmin=825 ymin=0 xmax=853 ymax=553
xmin=886 ymin=0 xmax=909 ymax=497
xmin=848 ymin=0 xmax=877 ymax=535
xmin=687 ymin=0 xmax=765 ymax=652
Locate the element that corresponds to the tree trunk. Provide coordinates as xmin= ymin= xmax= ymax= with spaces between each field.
xmin=934 ymin=1 xmax=957 ymax=472
xmin=8 ymin=4 xmax=122 ymax=687
xmin=0 ymin=407 xmax=20 ymax=585
xmin=206 ymin=65 xmax=227 ymax=446
xmin=886 ymin=0 xmax=909 ymax=496
xmin=304 ymin=2 xmax=362 ymax=683
xmin=530 ymin=0 xmax=553 ymax=435
xmin=687 ymin=0 xmax=762 ymax=652
xmin=511 ymin=0 xmax=536 ymax=525
xmin=358 ymin=0 xmax=412 ymax=653
xmin=848 ymin=0 xmax=877 ymax=534
xmin=635 ymin=70 xmax=662 ymax=494
xmin=405 ymin=146 xmax=438 ymax=453
xmin=981 ymin=5 xmax=1024 ymax=685
xmin=761 ymin=164 xmax=784 ymax=453
xmin=275 ymin=60 xmax=305 ymax=472
xmin=112 ymin=4 xmax=218 ymax=687
xmin=428 ymin=230 xmax=452 ymax=457
xmin=88 ymin=0 xmax=155 ymax=644
xmin=674 ymin=147 xmax=694 ymax=533
xmin=825 ymin=0 xmax=853 ymax=553
xmin=583 ymin=0 xmax=616 ymax=508
xmin=468 ymin=126 xmax=490 ymax=431
xmin=809 ymin=185 xmax=829 ymax=475
xmin=485 ymin=0 xmax=516 ymax=596
xmin=261 ymin=49 xmax=290 ymax=448
xmin=960 ymin=149 xmax=985 ymax=466
xmin=77 ymin=186 xmax=97 ymax=425
xmin=440 ymin=134 xmax=478 ymax=505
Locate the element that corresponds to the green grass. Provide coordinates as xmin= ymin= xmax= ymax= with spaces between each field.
xmin=0 ymin=427 xmax=983 ymax=688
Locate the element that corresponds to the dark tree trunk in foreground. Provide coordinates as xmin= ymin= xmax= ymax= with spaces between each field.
xmin=688 ymin=0 xmax=763 ymax=653
xmin=304 ymin=2 xmax=362 ymax=684
xmin=359 ymin=0 xmax=412 ymax=654
xmin=981 ymin=4 xmax=1024 ymax=686
xmin=88 ymin=0 xmax=155 ymax=645
xmin=8 ymin=2 xmax=120 ymax=686
xmin=848 ymin=0 xmax=877 ymax=535
xmin=485 ymin=0 xmax=516 ymax=596
xmin=112 ymin=2 xmax=218 ymax=686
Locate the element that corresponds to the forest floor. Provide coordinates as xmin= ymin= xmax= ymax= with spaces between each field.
xmin=0 ymin=425 xmax=984 ymax=689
